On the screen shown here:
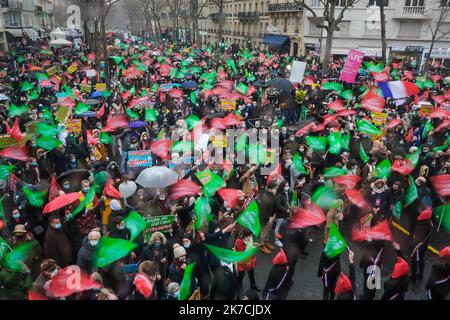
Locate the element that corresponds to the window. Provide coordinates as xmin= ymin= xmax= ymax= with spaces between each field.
xmin=441 ymin=0 xmax=450 ymax=6
xmin=399 ymin=21 xmax=421 ymax=37
xmin=310 ymin=0 xmax=321 ymax=6
xmin=335 ymin=0 xmax=349 ymax=6
xmin=309 ymin=18 xmax=322 ymax=35
xmin=369 ymin=0 xmax=389 ymax=5
xmin=405 ymin=0 xmax=425 ymax=6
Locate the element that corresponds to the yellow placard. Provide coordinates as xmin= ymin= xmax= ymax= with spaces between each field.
xmin=95 ymin=83 xmax=107 ymax=91
xmin=188 ymin=288 xmax=201 ymax=300
xmin=421 ymin=105 xmax=433 ymax=116
xmin=81 ymin=84 xmax=92 ymax=93
xmin=65 ymin=119 xmax=82 ymax=133
xmin=55 ymin=105 xmax=72 ymax=123
xmin=211 ymin=135 xmax=227 ymax=148
xmin=46 ymin=66 xmax=58 ymax=76
xmin=67 ymin=64 xmax=78 ymax=74
xmin=372 ymin=112 xmax=388 ymax=126
xmin=221 ymin=99 xmax=236 ymax=111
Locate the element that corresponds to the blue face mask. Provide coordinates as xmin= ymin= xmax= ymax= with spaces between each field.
xmin=154 ymin=241 xmax=161 ymax=247
xmin=54 ymin=223 xmax=62 ymax=230
xmin=13 ymin=213 xmax=20 ymax=219
xmin=117 ymin=225 xmax=125 ymax=230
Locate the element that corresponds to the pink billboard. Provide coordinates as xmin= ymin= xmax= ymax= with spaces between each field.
xmin=339 ymin=49 xmax=365 ymax=83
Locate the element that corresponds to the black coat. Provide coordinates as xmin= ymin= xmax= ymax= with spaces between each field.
xmin=77 ymin=237 xmax=97 ymax=274
xmin=274 ymin=192 xmax=290 ymax=219
xmin=210 ymin=263 xmax=240 ymax=300
xmin=381 ymin=275 xmax=409 ymax=300
xmin=425 ymin=263 xmax=450 ymax=300
xmin=262 ymin=264 xmax=291 ymax=300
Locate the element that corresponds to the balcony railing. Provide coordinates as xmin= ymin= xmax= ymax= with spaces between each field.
xmin=268 ymin=2 xmax=302 ymax=13
xmin=1 ymin=0 xmax=22 ymax=10
xmin=403 ymin=6 xmax=425 ymax=15
xmin=237 ymin=11 xmax=260 ymax=21
xmin=209 ymin=13 xmax=225 ymax=21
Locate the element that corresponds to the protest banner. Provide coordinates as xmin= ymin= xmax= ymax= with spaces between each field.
xmin=220 ymin=99 xmax=236 ymax=111
xmin=80 ymin=84 xmax=92 ymax=93
xmin=372 ymin=112 xmax=388 ymax=126
xmin=55 ymin=105 xmax=72 ymax=123
xmin=86 ymin=69 xmax=97 ymax=78
xmin=46 ymin=66 xmax=58 ymax=76
xmin=65 ymin=119 xmax=82 ymax=133
xmin=67 ymin=64 xmax=78 ymax=74
xmin=95 ymin=83 xmax=107 ymax=91
xmin=145 ymin=215 xmax=176 ymax=237
xmin=340 ymin=49 xmax=365 ymax=83
xmin=289 ymin=61 xmax=307 ymax=83
xmin=127 ymin=150 xmax=153 ymax=168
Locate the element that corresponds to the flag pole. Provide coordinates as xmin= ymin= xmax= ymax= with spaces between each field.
xmin=437 ymin=205 xmax=445 ymax=233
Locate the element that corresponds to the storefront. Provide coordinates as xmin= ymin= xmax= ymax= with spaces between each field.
xmin=263 ymin=34 xmax=290 ymax=54
xmin=389 ymin=45 xmax=424 ymax=70
xmin=426 ymin=47 xmax=450 ymax=68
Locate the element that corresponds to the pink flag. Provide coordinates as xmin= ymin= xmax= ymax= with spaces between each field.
xmin=340 ymin=49 xmax=365 ymax=83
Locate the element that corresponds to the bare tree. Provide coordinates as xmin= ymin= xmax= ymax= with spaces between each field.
xmin=168 ymin=0 xmax=182 ymax=41
xmin=423 ymin=0 xmax=450 ymax=72
xmin=188 ymin=0 xmax=208 ymax=44
xmin=378 ymin=0 xmax=387 ymax=63
xmin=294 ymin=0 xmax=361 ymax=75
xmin=210 ymin=0 xmax=225 ymax=42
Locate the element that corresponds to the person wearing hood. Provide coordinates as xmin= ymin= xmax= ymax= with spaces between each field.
xmin=381 ymin=242 xmax=410 ymax=300
xmin=30 ymin=259 xmax=60 ymax=299
xmin=77 ymin=230 xmax=101 ymax=274
xmin=365 ymin=179 xmax=389 ymax=225
xmin=335 ymin=250 xmax=357 ymax=300
xmin=133 ymin=260 xmax=162 ymax=300
xmin=425 ymin=246 xmax=450 ymax=300
xmin=410 ymin=206 xmax=433 ymax=282
xmin=140 ymin=231 xmax=168 ymax=278
xmin=262 ymin=249 xmax=291 ymax=300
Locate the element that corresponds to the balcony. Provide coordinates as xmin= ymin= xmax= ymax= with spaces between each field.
xmin=1 ymin=0 xmax=22 ymax=10
xmin=268 ymin=2 xmax=302 ymax=13
xmin=237 ymin=11 xmax=260 ymax=21
xmin=210 ymin=13 xmax=225 ymax=22
xmin=393 ymin=6 xmax=429 ymax=19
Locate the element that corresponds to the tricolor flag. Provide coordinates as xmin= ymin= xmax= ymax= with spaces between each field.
xmin=379 ymin=81 xmax=420 ymax=100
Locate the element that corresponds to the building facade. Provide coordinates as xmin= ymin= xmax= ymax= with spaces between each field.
xmin=160 ymin=0 xmax=450 ymax=66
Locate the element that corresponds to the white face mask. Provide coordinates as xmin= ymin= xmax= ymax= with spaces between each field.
xmin=90 ymin=239 xmax=99 ymax=246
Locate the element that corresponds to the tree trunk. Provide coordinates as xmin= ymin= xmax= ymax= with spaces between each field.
xmin=423 ymin=34 xmax=436 ymax=74
xmin=380 ymin=1 xmax=387 ymax=63
xmin=322 ymin=28 xmax=334 ymax=76
xmin=101 ymin=6 xmax=110 ymax=87
xmin=217 ymin=0 xmax=224 ymax=42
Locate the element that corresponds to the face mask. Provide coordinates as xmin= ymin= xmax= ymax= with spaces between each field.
xmin=31 ymin=143 xmax=36 ymax=147
xmin=183 ymin=242 xmax=191 ymax=249
xmin=54 ymin=223 xmax=62 ymax=230
xmin=90 ymin=157 xmax=96 ymax=162
xmin=117 ymin=225 xmax=125 ymax=230
xmin=154 ymin=241 xmax=161 ymax=247
xmin=304 ymin=159 xmax=309 ymax=164
xmin=289 ymin=137 xmax=295 ymax=141
xmin=90 ymin=240 xmax=99 ymax=246
xmin=82 ymin=188 xmax=90 ymax=193
xmin=159 ymin=196 xmax=165 ymax=201
xmin=50 ymin=269 xmax=58 ymax=278
xmin=63 ymin=184 xmax=70 ymax=190
xmin=173 ymin=291 xmax=180 ymax=299
xmin=284 ymin=187 xmax=290 ymax=192
xmin=299 ymin=148 xmax=304 ymax=152
xmin=70 ymin=159 xmax=76 ymax=164
xmin=13 ymin=213 xmax=20 ymax=219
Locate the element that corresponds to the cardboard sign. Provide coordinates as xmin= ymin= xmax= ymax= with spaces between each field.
xmin=86 ymin=69 xmax=97 ymax=78
xmin=289 ymin=61 xmax=307 ymax=83
xmin=67 ymin=64 xmax=78 ymax=74
xmin=95 ymin=83 xmax=107 ymax=91
xmin=0 ymin=134 xmax=15 ymax=149
xmin=127 ymin=150 xmax=153 ymax=168
xmin=211 ymin=134 xmax=227 ymax=148
xmin=65 ymin=119 xmax=82 ymax=133
xmin=372 ymin=112 xmax=388 ymax=126
xmin=145 ymin=215 xmax=176 ymax=236
xmin=221 ymin=99 xmax=236 ymax=111
xmin=46 ymin=66 xmax=58 ymax=76
xmin=160 ymin=83 xmax=172 ymax=92
xmin=340 ymin=49 xmax=365 ymax=83
xmin=55 ymin=105 xmax=72 ymax=123
xmin=80 ymin=84 xmax=92 ymax=93
xmin=420 ymin=105 xmax=433 ymax=116
xmin=92 ymin=144 xmax=108 ymax=161
xmin=189 ymin=289 xmax=201 ymax=300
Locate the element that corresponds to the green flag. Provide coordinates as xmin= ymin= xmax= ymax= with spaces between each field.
xmin=405 ymin=148 xmax=420 ymax=168
xmin=3 ymin=241 xmax=36 ymax=272
xmin=322 ymin=82 xmax=344 ymax=92
xmin=392 ymin=201 xmax=403 ymax=220
xmin=324 ymin=222 xmax=347 ymax=258
xmin=67 ymin=185 xmax=97 ymax=220
xmin=194 ymin=195 xmax=213 ymax=231
xmin=23 ymin=186 xmax=47 ymax=207
xmin=291 ymin=190 xmax=298 ymax=207
xmin=422 ymin=120 xmax=434 ymax=139
xmin=93 ymin=237 xmax=137 ymax=268
xmin=293 ymin=153 xmax=308 ymax=174
xmin=323 ymin=167 xmax=346 ymax=178
xmin=312 ymin=186 xmax=339 ymax=210
xmin=342 ymin=132 xmax=350 ymax=151
xmin=195 ymin=169 xmax=225 ymax=197
xmin=35 ymin=136 xmax=62 ymax=151
xmin=125 ymin=107 xmax=139 ymax=120
xmin=360 ymin=143 xmax=369 ymax=164
xmin=327 ymin=132 xmax=343 ymax=155
xmin=190 ymin=91 xmax=197 ymax=105
xmin=0 ymin=165 xmax=14 ymax=180
xmin=171 ymin=141 xmax=193 ymax=154
xmin=204 ymin=244 xmax=257 ymax=263
xmin=186 ymin=115 xmax=201 ymax=130
xmin=0 ymin=237 xmax=9 ymax=260
xmin=374 ymin=159 xmax=391 ymax=179
xmin=124 ymin=211 xmax=147 ymax=241
xmin=36 ymin=122 xmax=61 ymax=137
xmin=340 ymin=89 xmax=354 ymax=100
xmin=145 ymin=108 xmax=157 ymax=122
xmin=236 ymin=133 xmax=248 ymax=152
xmin=179 ymin=262 xmax=196 ymax=300
xmin=20 ymin=81 xmax=34 ymax=92
xmin=8 ymin=104 xmax=28 ymax=117
xmin=100 ymin=131 xmax=112 ymax=144
xmin=306 ymin=136 xmax=327 ymax=153
xmin=74 ymin=103 xmax=91 ymax=115
xmin=357 ymin=119 xmax=380 ymax=135
xmin=236 ymin=200 xmax=261 ymax=237
xmin=433 ymin=204 xmax=450 ymax=233
xmin=405 ymin=175 xmax=418 ymax=206
xmin=226 ymin=59 xmax=237 ymax=73
xmin=236 ymin=82 xmax=249 ymax=95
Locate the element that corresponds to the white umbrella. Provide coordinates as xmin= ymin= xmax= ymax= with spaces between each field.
xmin=136 ymin=167 xmax=179 ymax=188
xmin=50 ymin=38 xmax=72 ymax=46
xmin=119 ymin=180 xmax=137 ymax=198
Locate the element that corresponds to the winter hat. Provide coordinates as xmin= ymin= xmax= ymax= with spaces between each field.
xmin=149 ymin=231 xmax=167 ymax=245
xmin=173 ymin=243 xmax=187 ymax=259
xmin=138 ymin=260 xmax=159 ymax=276
xmin=272 ymin=249 xmax=288 ymax=265
xmin=391 ymin=257 xmax=410 ymax=279
xmin=110 ymin=199 xmax=121 ymax=211
xmin=417 ymin=207 xmax=432 ymax=221
xmin=335 ymin=272 xmax=352 ymax=295
xmin=439 ymin=246 xmax=450 ymax=260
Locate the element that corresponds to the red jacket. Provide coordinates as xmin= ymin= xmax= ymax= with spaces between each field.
xmin=235 ymin=238 xmax=256 ymax=272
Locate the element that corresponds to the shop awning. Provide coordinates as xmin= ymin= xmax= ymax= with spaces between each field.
xmin=263 ymin=35 xmax=289 ymax=47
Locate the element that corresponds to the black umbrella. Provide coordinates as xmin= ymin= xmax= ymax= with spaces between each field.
xmin=56 ymin=169 xmax=90 ymax=193
xmin=252 ymin=79 xmax=266 ymax=88
xmin=267 ymin=78 xmax=295 ymax=93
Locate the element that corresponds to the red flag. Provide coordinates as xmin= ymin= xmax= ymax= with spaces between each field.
xmin=288 ymin=204 xmax=325 ymax=229
xmin=352 ymin=220 xmax=393 ymax=242
xmin=371 ymin=71 xmax=389 ymax=82
xmin=28 ymin=290 xmax=49 ymax=300
xmin=404 ymin=70 xmax=414 ymax=81
xmin=386 ymin=119 xmax=403 ymax=129
xmin=430 ymin=175 xmax=450 ymax=198
xmin=49 ymin=176 xmax=61 ymax=202
xmin=87 ymin=52 xmax=95 ymax=60
xmin=217 ymin=188 xmax=244 ymax=208
xmin=430 ymin=74 xmax=442 ymax=83
xmin=335 ymin=110 xmax=357 ymax=117
xmin=435 ymin=120 xmax=450 ymax=132
xmin=103 ymin=183 xmax=122 ymax=198
xmin=59 ymin=97 xmax=76 ymax=107
xmin=267 ymin=163 xmax=282 ymax=184
xmin=345 ymin=189 xmax=370 ymax=209
xmin=209 ymin=118 xmax=227 ymax=130
xmin=102 ymin=114 xmax=128 ymax=132
xmin=133 ymin=273 xmax=153 ymax=299
xmin=96 ymin=102 xmax=106 ymax=119
xmin=295 ymin=123 xmax=315 ymax=137
xmin=223 ymin=113 xmax=243 ymax=126
xmin=150 ymin=140 xmax=173 ymax=160
xmin=0 ymin=145 xmax=31 ymax=162
xmin=391 ymin=159 xmax=414 ymax=176
xmin=47 ymin=266 xmax=101 ymax=297
xmin=432 ymin=95 xmax=445 ymax=105
xmin=328 ymin=99 xmax=346 ymax=112
xmin=6 ymin=118 xmax=24 ymax=142
xmin=405 ymin=128 xmax=413 ymax=142
xmin=170 ymin=179 xmax=202 ymax=200
xmin=417 ymin=206 xmax=432 ymax=221
xmin=86 ymin=130 xmax=99 ymax=145
xmin=332 ymin=175 xmax=361 ymax=190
